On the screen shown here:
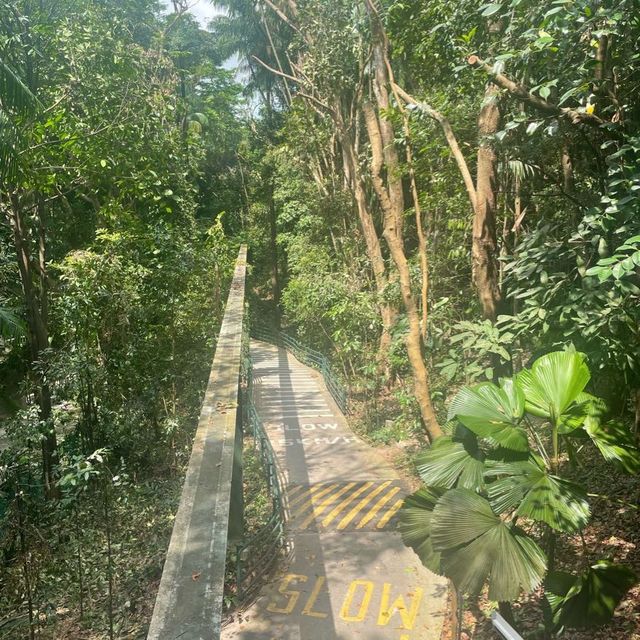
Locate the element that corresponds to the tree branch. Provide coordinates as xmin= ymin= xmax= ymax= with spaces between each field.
xmin=251 ymin=55 xmax=333 ymax=113
xmin=392 ymin=82 xmax=478 ymax=210
xmin=262 ymin=0 xmax=300 ymax=33
xmin=468 ymin=55 xmax=604 ymax=127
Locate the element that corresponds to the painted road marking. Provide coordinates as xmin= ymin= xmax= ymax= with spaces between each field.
xmin=264 ymin=404 xmax=329 ymax=408
xmin=266 ymin=412 xmax=334 ymax=417
xmin=356 ymin=485 xmax=401 ymax=529
xmin=336 ymin=481 xmax=392 ymax=530
xmin=292 ymin=483 xmax=340 ymax=518
xmin=340 ymin=580 xmax=374 ymax=622
xmin=274 ymin=437 xmax=358 ymax=447
xmin=321 ymin=482 xmax=374 ymax=527
xmin=301 ymin=575 xmax=327 ymax=619
xmin=376 ymin=498 xmax=403 ymax=529
xmin=298 ymin=482 xmax=357 ymax=529
xmin=266 ymin=574 xmax=425 ymax=632
xmin=285 ymin=484 xmax=307 ymax=500
xmin=269 ymin=423 xmax=339 ymax=431
xmin=378 ymin=583 xmax=424 ymax=630
xmin=287 ymin=482 xmax=404 ymax=530
xmin=288 ymin=484 xmax=326 ymax=509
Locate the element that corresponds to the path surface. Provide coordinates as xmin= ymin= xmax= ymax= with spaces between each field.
xmin=222 ymin=340 xmax=447 ymax=640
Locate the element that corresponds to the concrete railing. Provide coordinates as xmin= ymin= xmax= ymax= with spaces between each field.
xmin=147 ymin=245 xmax=247 ymax=640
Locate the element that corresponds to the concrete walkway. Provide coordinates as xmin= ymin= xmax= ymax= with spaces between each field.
xmin=222 ymin=340 xmax=447 ymax=640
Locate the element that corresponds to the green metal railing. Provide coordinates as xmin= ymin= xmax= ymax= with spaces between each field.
xmin=234 ymin=323 xmax=286 ymax=602
xmin=250 ymin=323 xmax=349 ymax=415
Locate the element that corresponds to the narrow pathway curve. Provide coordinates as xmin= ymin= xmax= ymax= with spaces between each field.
xmin=222 ymin=340 xmax=447 ymax=640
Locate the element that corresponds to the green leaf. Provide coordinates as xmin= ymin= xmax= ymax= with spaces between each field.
xmin=558 ymin=392 xmax=607 ymax=434
xmin=486 ymin=459 xmax=590 ymax=532
xmin=416 ymin=434 xmax=485 ymax=490
xmin=0 ymin=305 xmax=24 ymax=338
xmin=398 ymin=488 xmax=444 ymax=573
xmin=481 ymin=3 xmax=503 ymax=17
xmin=584 ymin=418 xmax=640 ymax=473
xmin=431 ymin=489 xmax=546 ymax=601
xmin=517 ymin=351 xmax=590 ymax=422
xmin=448 ymin=380 xmax=529 ymax=451
xmin=545 ymin=562 xmax=636 ymax=629
xmin=0 ymin=59 xmax=41 ymax=114
xmin=526 ymin=121 xmax=542 ymax=135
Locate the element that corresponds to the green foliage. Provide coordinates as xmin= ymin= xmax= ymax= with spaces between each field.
xmin=431 ymin=488 xmax=547 ymax=601
xmin=500 ymin=137 xmax=640 ymax=405
xmin=545 ymin=562 xmax=637 ymax=632
xmin=0 ymin=1 xmax=243 ymax=635
xmin=447 ymin=379 xmax=528 ymax=451
xmin=282 ymin=238 xmax=380 ymax=371
xmin=436 ymin=319 xmax=513 ymax=383
xmin=400 ymin=350 xmax=637 ymax=631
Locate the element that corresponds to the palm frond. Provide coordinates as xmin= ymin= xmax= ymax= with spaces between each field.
xmin=0 ymin=59 xmax=39 ymax=114
xmin=0 ymin=304 xmax=25 ymax=338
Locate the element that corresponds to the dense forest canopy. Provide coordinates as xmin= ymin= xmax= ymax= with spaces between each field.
xmin=0 ymin=0 xmax=638 ymax=638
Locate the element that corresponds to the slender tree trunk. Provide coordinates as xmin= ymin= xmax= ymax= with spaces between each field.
xmin=561 ymin=140 xmax=575 ymax=194
xmin=364 ymin=5 xmax=443 ymax=441
xmin=634 ymin=389 xmax=640 ymax=442
xmin=338 ymin=120 xmax=395 ymax=369
xmin=8 ymin=195 xmax=59 ymax=498
xmin=473 ymin=83 xmax=501 ymax=321
xmin=363 ymin=103 xmax=443 ymax=442
xmin=390 ymin=88 xmax=430 ymax=340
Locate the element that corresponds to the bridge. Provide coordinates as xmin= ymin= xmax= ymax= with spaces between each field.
xmin=147 ymin=246 xmax=447 ymax=640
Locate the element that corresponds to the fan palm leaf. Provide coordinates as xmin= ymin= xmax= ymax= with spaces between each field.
xmin=447 ymin=378 xmax=529 ymax=451
xmin=430 ymin=488 xmax=547 ymax=601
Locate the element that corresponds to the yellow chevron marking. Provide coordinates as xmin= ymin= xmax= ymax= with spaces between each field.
xmin=293 ymin=483 xmax=340 ymax=518
xmin=376 ymin=498 xmax=403 ymax=529
xmin=336 ymin=482 xmax=392 ymax=530
xmin=356 ymin=486 xmax=401 ymax=529
xmin=288 ymin=484 xmax=325 ymax=509
xmin=299 ymin=482 xmax=357 ymax=529
xmin=321 ymin=482 xmax=374 ymax=527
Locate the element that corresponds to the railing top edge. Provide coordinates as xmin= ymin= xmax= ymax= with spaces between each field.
xmin=147 ymin=244 xmax=247 ymax=640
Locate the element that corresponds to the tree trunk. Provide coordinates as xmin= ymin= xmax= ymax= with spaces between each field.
xmin=8 ymin=195 xmax=59 ymax=498
xmin=473 ymin=83 xmax=501 ymax=321
xmin=364 ymin=6 xmax=443 ymax=441
xmin=337 ymin=118 xmax=395 ymax=369
xmin=634 ymin=389 xmax=640 ymax=443
xmin=363 ymin=103 xmax=443 ymax=442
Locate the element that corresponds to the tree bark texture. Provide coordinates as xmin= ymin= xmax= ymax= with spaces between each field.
xmin=363 ymin=103 xmax=442 ymax=442
xmin=473 ymin=83 xmax=502 ymax=321
xmin=337 ymin=118 xmax=396 ymax=366
xmin=364 ymin=5 xmax=443 ymax=441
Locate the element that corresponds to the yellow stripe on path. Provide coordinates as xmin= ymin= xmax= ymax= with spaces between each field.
xmin=376 ymin=498 xmax=404 ymax=529
xmin=336 ymin=481 xmax=392 ymax=530
xmin=299 ymin=482 xmax=357 ymax=529
xmin=286 ymin=485 xmax=306 ymax=500
xmin=356 ymin=486 xmax=401 ymax=529
xmin=288 ymin=484 xmax=325 ymax=508
xmin=321 ymin=482 xmax=374 ymax=527
xmin=293 ymin=483 xmax=340 ymax=518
